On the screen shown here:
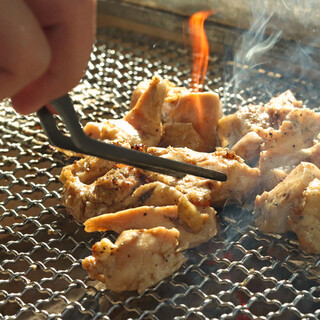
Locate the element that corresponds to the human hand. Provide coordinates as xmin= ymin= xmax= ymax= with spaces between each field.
xmin=0 ymin=0 xmax=96 ymax=114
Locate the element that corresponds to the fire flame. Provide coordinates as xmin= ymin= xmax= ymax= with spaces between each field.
xmin=188 ymin=10 xmax=215 ymax=92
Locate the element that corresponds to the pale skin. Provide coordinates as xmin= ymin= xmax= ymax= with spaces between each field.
xmin=0 ymin=0 xmax=97 ymax=114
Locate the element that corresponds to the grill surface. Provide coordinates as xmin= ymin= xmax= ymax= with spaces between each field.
xmin=1 ymin=28 xmax=320 ymax=320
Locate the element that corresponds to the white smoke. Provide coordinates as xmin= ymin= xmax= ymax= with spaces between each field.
xmin=225 ymin=1 xmax=282 ymax=97
xmin=225 ymin=0 xmax=320 ymax=101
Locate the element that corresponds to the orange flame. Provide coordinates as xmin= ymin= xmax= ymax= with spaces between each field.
xmin=188 ymin=10 xmax=215 ymax=92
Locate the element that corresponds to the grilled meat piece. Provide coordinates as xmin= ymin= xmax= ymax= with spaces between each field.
xmin=259 ymin=166 xmax=293 ymax=191
xmin=290 ymin=178 xmax=320 ymax=254
xmin=218 ymin=89 xmax=320 ymax=192
xmin=160 ymin=122 xmax=207 ymax=151
xmin=84 ymin=119 xmax=141 ymax=148
xmin=82 ymin=227 xmax=186 ymax=293
xmin=129 ymin=181 xmax=183 ymax=207
xmin=218 ymin=91 xmax=303 ymax=161
xmin=123 ymin=75 xmax=166 ymax=146
xmin=261 ymin=140 xmax=320 ymax=192
xmin=60 ymin=146 xmax=259 ymax=222
xmin=60 ymin=156 xmax=143 ymax=222
xmin=255 ymin=162 xmax=320 ymax=234
xmin=146 ymin=147 xmax=260 ymax=207
xmin=163 ymin=91 xmax=222 ymax=151
xmin=130 ymin=77 xmax=189 ymax=112
xmin=131 ymin=78 xmax=222 ymax=151
xmin=85 ymin=76 xmax=222 ymax=152
xmin=219 ymin=104 xmax=268 ymax=149
xmin=231 ymin=131 xmax=264 ymax=163
xmin=303 ymin=142 xmax=320 ymax=167
xmin=84 ymin=196 xmax=217 ymax=250
xmin=84 ymin=75 xmax=166 ymax=147
xmin=259 ymin=108 xmax=320 ymax=190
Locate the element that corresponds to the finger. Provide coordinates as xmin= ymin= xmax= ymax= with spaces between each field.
xmin=12 ymin=0 xmax=97 ymax=114
xmin=0 ymin=0 xmax=51 ymax=101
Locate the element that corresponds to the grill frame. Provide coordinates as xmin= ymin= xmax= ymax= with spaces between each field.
xmin=1 ymin=28 xmax=320 ymax=320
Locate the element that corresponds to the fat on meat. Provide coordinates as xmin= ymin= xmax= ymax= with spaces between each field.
xmin=82 ymin=227 xmax=186 ymax=293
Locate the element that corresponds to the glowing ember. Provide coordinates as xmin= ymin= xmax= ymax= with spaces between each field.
xmin=188 ymin=10 xmax=215 ymax=92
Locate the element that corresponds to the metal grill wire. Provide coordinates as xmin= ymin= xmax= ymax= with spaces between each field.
xmin=1 ymin=28 xmax=320 ymax=320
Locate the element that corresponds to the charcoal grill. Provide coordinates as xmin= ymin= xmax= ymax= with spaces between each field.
xmin=2 ymin=4 xmax=320 ymax=319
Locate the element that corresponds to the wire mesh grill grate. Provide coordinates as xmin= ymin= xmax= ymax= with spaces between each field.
xmin=1 ymin=28 xmax=320 ymax=319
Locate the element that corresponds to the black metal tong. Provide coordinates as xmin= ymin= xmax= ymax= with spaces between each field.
xmin=37 ymin=94 xmax=227 ymax=181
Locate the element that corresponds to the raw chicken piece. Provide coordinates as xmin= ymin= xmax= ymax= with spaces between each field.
xmin=82 ymin=227 xmax=186 ymax=293
xmin=255 ymin=162 xmax=320 ymax=234
xmin=146 ymin=147 xmax=260 ymax=207
xmin=218 ymin=91 xmax=303 ymax=159
xmin=84 ymin=75 xmax=166 ymax=147
xmin=84 ymin=195 xmax=217 ymax=250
